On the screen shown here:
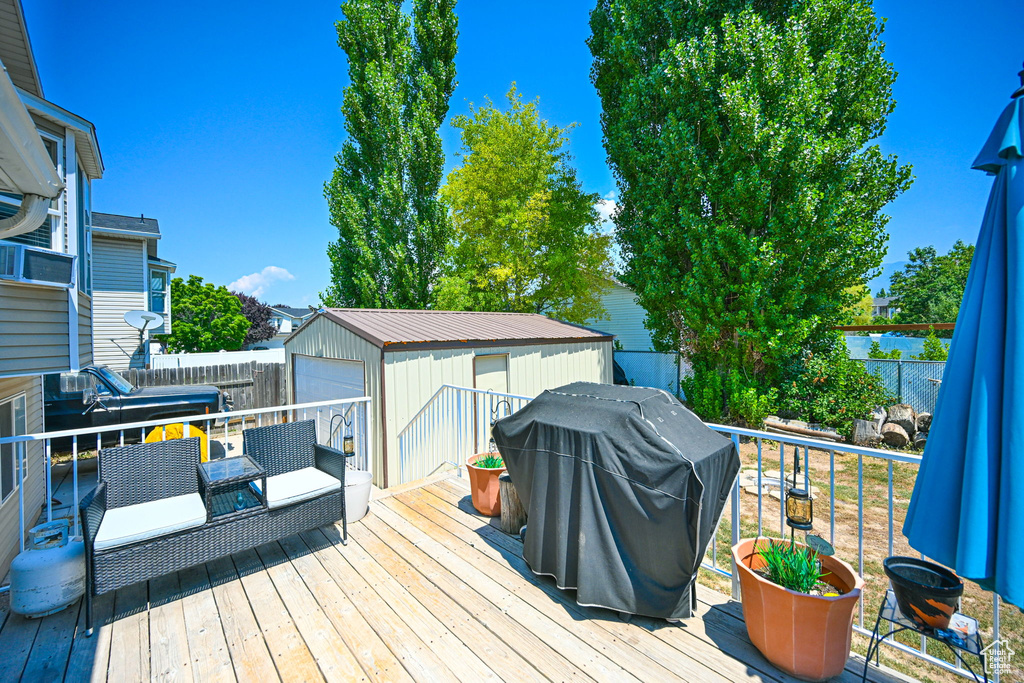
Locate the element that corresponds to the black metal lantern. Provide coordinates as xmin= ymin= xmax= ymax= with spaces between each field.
xmin=785 ymin=487 xmax=813 ymax=531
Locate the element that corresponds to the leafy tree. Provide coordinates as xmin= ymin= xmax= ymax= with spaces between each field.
xmin=868 ymin=340 xmax=901 ymax=359
xmin=158 ymin=276 xmax=249 ymax=353
xmin=889 ymin=241 xmax=974 ymax=336
xmin=323 ymin=0 xmax=458 ymax=309
xmin=589 ymin=0 xmax=912 ymax=419
xmin=438 ymin=86 xmax=613 ymax=323
xmin=844 ymin=285 xmax=874 ymax=326
xmin=911 ymin=329 xmax=949 ymax=361
xmin=876 ymin=287 xmax=887 ymax=297
xmin=233 ymin=292 xmax=277 ymax=347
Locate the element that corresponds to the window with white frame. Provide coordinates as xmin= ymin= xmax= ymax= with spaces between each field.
xmin=0 ymin=394 xmax=27 ymax=504
xmin=149 ymin=269 xmax=168 ymax=316
xmin=0 ymin=132 xmax=63 ymax=251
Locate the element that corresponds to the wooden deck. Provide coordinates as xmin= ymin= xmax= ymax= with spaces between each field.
xmin=0 ymin=476 xmax=912 ymax=682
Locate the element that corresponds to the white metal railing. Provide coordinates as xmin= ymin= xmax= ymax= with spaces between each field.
xmin=0 ymin=396 xmax=372 ymax=556
xmin=397 ymin=385 xmax=530 ymax=483
xmin=395 ymin=385 xmax=1002 ymax=681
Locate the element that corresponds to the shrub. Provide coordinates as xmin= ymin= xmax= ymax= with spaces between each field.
xmin=779 ymin=335 xmax=894 ymax=437
xmin=681 ymin=366 xmax=725 ymax=422
xmin=867 ymin=340 xmax=901 ymax=359
xmin=912 ymin=330 xmax=949 ymax=361
xmin=725 ymin=371 xmax=777 ymax=428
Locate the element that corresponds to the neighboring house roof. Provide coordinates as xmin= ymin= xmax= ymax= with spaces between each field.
xmin=308 ymin=308 xmax=614 ymax=351
xmin=872 ymin=297 xmax=893 ymax=307
xmin=148 ymin=255 xmax=176 ymax=269
xmin=271 ymin=306 xmax=313 ymax=319
xmin=92 ymin=212 xmax=161 ymax=237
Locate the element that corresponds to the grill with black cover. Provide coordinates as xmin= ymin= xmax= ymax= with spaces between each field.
xmin=492 ymin=382 xmax=740 ymax=619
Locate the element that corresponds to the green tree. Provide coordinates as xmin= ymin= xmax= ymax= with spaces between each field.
xmin=844 ymin=285 xmax=874 ymax=326
xmin=323 ymin=0 xmax=458 ymax=309
xmin=159 ymin=276 xmax=249 ymax=353
xmin=438 ymin=86 xmax=613 ymax=323
xmin=889 ymin=241 xmax=974 ymax=336
xmin=876 ymin=287 xmax=887 ymax=297
xmin=589 ymin=0 xmax=912 ymax=418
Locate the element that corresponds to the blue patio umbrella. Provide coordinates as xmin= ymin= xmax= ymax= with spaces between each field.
xmin=903 ymin=64 xmax=1024 ymax=609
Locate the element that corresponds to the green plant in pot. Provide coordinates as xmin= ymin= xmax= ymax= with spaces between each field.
xmin=466 ymin=451 xmax=505 ymax=516
xmin=732 ymin=487 xmax=864 ymax=681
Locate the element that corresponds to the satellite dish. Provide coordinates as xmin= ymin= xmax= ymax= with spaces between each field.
xmin=124 ymin=310 xmax=164 ymax=332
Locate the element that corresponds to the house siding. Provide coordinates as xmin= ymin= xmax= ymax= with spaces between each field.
xmin=384 ymin=341 xmax=612 ymax=483
xmin=92 ymin=236 xmax=146 ymax=369
xmin=77 ymin=291 xmax=92 ymax=367
xmin=0 ymin=376 xmax=45 ymax=578
xmin=586 ymin=282 xmax=654 ymax=351
xmin=0 ymin=281 xmax=71 ymax=377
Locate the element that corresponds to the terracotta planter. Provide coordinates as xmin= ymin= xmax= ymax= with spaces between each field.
xmin=466 ymin=453 xmax=505 ymax=516
xmin=732 ymin=538 xmax=864 ymax=682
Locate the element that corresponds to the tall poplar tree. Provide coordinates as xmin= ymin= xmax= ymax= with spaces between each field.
xmin=323 ymin=0 xmax=458 ymax=309
xmin=589 ymin=0 xmax=912 ymax=413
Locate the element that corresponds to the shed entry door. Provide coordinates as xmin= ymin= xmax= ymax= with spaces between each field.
xmin=292 ymin=355 xmax=365 ymax=445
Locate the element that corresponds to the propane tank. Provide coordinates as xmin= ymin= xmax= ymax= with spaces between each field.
xmin=10 ymin=519 xmax=85 ymax=618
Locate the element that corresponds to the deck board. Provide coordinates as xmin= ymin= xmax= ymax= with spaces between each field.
xmin=0 ymin=476 xmax=916 ymax=683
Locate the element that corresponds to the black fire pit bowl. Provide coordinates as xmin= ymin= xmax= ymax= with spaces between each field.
xmin=883 ymin=556 xmax=964 ymax=631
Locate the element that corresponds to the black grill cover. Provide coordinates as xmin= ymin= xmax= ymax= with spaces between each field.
xmin=492 ymin=382 xmax=739 ymax=619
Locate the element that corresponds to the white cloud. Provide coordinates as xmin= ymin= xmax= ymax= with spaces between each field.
xmin=596 ymin=196 xmax=618 ymax=230
xmin=229 ymin=266 xmax=296 ymax=299
xmin=604 ymin=190 xmax=616 ymax=200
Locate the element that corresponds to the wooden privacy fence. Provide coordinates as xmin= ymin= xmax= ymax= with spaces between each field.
xmin=123 ymin=361 xmax=287 ymax=411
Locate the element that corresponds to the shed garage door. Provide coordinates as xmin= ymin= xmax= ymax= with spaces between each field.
xmin=293 ymin=355 xmax=365 ymax=443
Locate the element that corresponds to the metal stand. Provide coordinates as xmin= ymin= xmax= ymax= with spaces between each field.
xmin=862 ymin=589 xmax=987 ymax=683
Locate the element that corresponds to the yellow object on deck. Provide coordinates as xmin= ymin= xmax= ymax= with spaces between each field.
xmin=144 ymin=423 xmax=209 ymax=462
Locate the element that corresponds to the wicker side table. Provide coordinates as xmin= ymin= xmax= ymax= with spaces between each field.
xmin=199 ymin=455 xmax=267 ymax=522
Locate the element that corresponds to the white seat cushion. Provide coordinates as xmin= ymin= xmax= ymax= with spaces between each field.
xmin=251 ymin=466 xmax=340 ymax=510
xmin=94 ymin=493 xmax=206 ymax=551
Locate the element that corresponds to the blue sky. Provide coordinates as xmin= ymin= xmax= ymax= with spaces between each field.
xmin=25 ymin=1 xmax=1024 ymax=306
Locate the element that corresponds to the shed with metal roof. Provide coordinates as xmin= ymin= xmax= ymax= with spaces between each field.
xmin=285 ymin=308 xmax=614 ymax=488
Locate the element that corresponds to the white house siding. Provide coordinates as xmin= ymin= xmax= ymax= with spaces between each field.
xmin=0 ymin=281 xmax=71 ymax=377
xmin=92 ymin=236 xmax=146 ymax=369
xmin=383 ymin=340 xmax=612 ymax=485
xmin=586 ymin=282 xmax=654 ymax=351
xmin=77 ymin=291 xmax=92 ymax=368
xmin=0 ymin=376 xmax=45 ymax=578
xmin=284 ymin=316 xmax=383 ymax=480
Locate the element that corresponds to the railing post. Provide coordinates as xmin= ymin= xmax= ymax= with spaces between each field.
xmin=731 ymin=434 xmax=741 ymax=600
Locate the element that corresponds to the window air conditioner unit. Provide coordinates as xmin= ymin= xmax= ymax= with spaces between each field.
xmin=0 ymin=242 xmax=76 ymax=288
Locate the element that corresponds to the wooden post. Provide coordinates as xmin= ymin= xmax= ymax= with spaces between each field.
xmin=499 ymin=473 xmax=526 ymax=536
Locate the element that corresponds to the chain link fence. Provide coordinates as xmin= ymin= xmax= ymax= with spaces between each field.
xmin=614 ymin=350 xmax=685 ymax=397
xmin=861 ymin=359 xmax=946 ymax=414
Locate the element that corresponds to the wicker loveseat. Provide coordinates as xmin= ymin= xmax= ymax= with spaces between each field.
xmin=80 ymin=420 xmax=349 ymax=634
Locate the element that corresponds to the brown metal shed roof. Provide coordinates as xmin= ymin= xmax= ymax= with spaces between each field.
xmin=317 ymin=308 xmax=613 ymax=351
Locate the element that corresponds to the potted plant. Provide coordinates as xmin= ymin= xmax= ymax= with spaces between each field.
xmin=732 ymin=537 xmax=864 ymax=681
xmin=466 ymin=452 xmax=505 ymax=516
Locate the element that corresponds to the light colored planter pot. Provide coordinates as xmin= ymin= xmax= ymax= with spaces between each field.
xmin=732 ymin=538 xmax=864 ymax=682
xmin=466 ymin=453 xmax=505 ymax=516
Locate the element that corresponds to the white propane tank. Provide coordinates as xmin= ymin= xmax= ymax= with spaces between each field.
xmin=10 ymin=519 xmax=85 ymax=618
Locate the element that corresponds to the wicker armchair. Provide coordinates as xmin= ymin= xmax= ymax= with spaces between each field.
xmin=242 ymin=419 xmax=351 ymax=543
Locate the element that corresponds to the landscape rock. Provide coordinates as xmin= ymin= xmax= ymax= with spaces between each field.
xmin=871 ymin=406 xmax=887 ymax=433
xmin=887 ymin=404 xmax=917 ymax=437
xmin=916 ymin=412 xmax=932 ymax=433
xmin=913 ymin=431 xmax=928 ymax=450
xmin=852 ymin=419 xmax=881 ymax=447
xmin=881 ymin=423 xmax=910 ymax=448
